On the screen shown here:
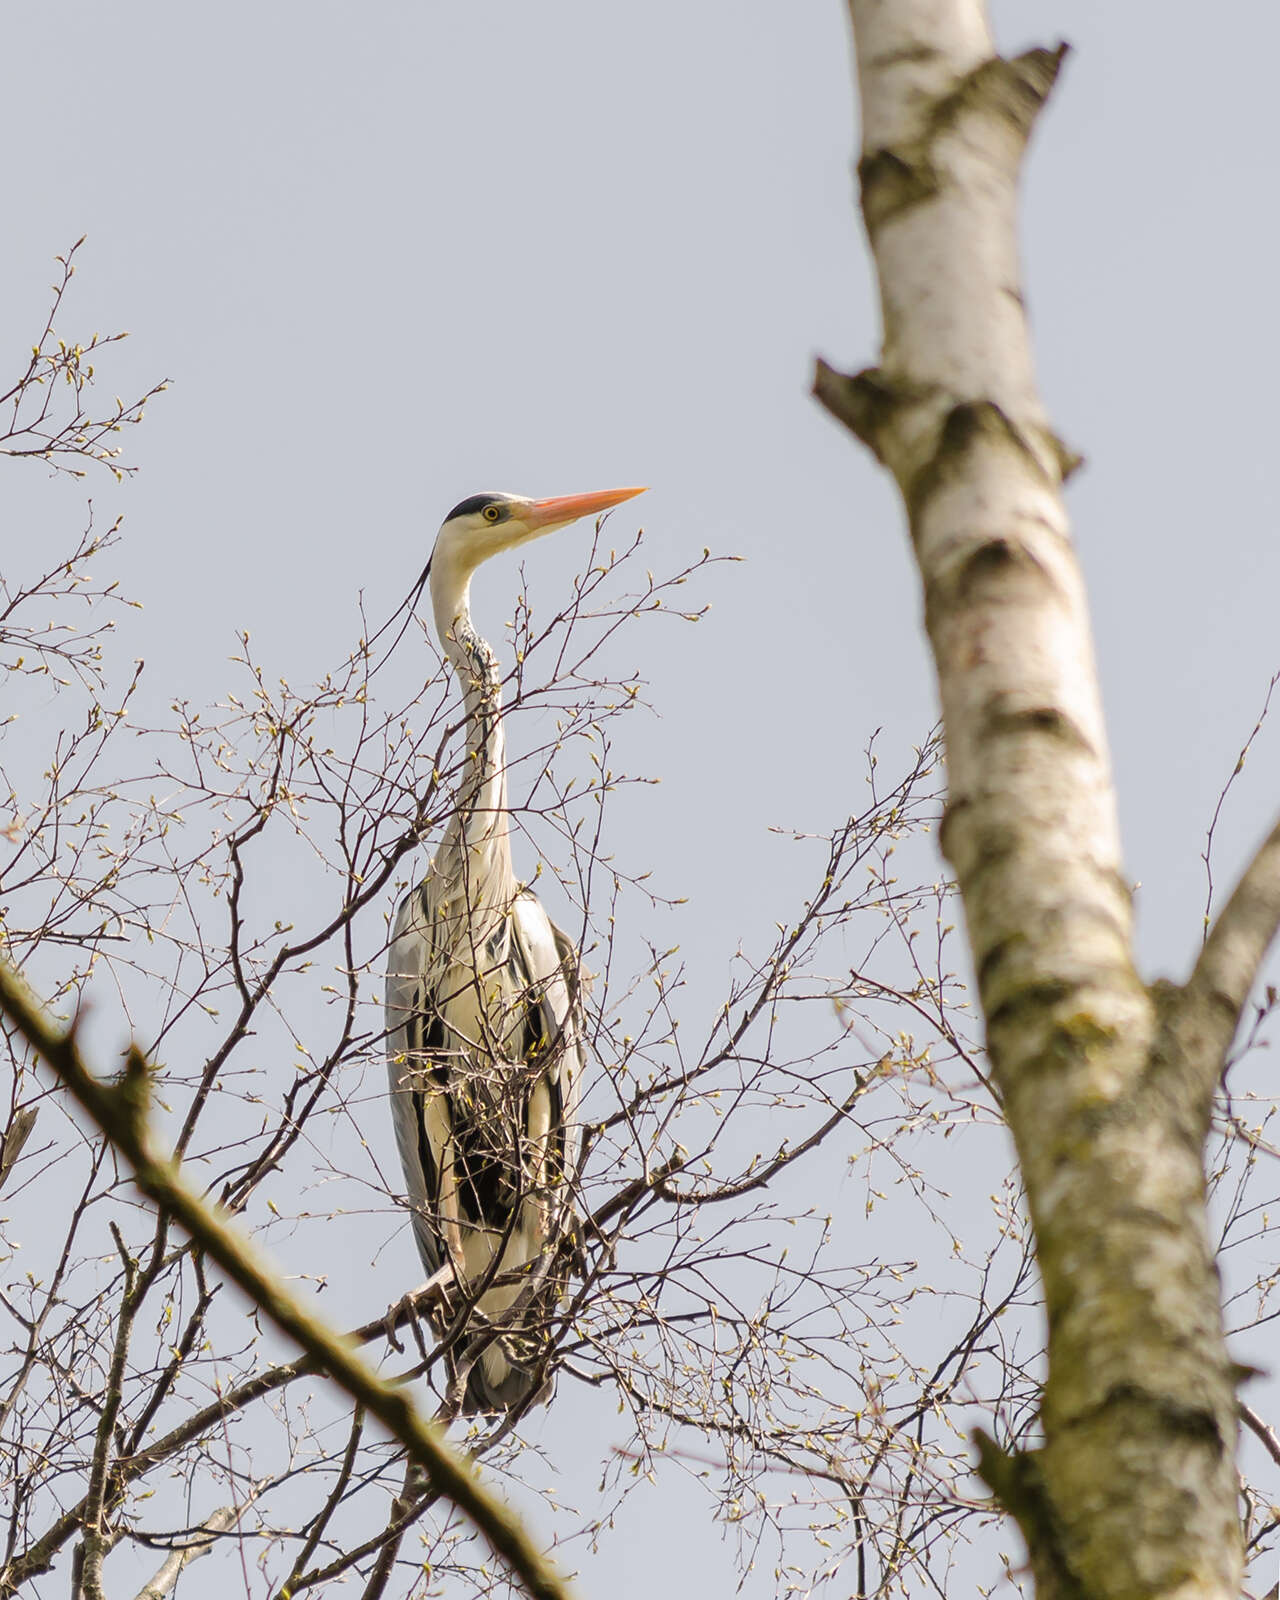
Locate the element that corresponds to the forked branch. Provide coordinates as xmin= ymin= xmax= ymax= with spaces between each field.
xmin=1171 ymin=810 xmax=1280 ymax=1113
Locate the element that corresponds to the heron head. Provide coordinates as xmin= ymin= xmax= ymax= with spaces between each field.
xmin=431 ymin=487 xmax=647 ymax=578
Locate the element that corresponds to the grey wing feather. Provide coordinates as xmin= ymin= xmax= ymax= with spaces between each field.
xmin=386 ymin=884 xmax=586 ymax=1273
xmin=385 ymin=886 xmax=448 ymax=1277
xmin=510 ymin=893 xmax=587 ymax=1210
xmin=386 ymin=874 xmax=587 ymax=1412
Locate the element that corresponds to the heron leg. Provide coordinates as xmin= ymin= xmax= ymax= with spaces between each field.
xmin=382 ymin=1265 xmax=455 ymax=1354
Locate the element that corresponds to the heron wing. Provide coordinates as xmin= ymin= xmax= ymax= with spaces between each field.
xmin=386 ymin=883 xmax=585 ymax=1273
xmin=510 ymin=892 xmax=586 ymax=1215
xmin=385 ymin=885 xmax=449 ymax=1277
xmin=387 ymin=876 xmax=587 ymax=1411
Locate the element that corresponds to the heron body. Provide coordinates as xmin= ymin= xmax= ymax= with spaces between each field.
xmin=385 ymin=486 xmax=644 ymax=1411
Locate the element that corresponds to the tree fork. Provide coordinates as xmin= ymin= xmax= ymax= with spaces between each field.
xmin=819 ymin=4 xmax=1247 ymax=1595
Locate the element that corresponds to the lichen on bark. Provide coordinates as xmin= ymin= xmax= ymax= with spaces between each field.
xmin=817 ymin=3 xmax=1264 ymax=1595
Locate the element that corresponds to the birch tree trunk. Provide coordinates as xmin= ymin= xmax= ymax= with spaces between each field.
xmin=816 ymin=4 xmax=1280 ymax=1595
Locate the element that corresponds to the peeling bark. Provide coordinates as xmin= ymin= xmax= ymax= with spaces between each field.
xmin=819 ymin=4 xmax=1257 ymax=1596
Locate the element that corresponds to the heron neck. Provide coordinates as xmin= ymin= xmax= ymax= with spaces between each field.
xmin=444 ymin=596 xmax=508 ymax=791
xmin=430 ymin=569 xmax=515 ymax=910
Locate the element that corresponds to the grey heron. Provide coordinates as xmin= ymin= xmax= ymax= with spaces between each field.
xmin=386 ymin=485 xmax=645 ymax=1412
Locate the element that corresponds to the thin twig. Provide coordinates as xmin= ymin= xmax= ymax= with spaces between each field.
xmin=1241 ymin=1400 xmax=1280 ymax=1470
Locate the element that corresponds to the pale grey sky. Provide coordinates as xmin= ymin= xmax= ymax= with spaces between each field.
xmin=2 ymin=3 xmax=1277 ymax=1596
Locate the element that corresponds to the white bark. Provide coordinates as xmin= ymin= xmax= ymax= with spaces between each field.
xmin=818 ymin=4 xmax=1255 ymax=1596
xmin=131 ymin=1506 xmax=239 ymax=1600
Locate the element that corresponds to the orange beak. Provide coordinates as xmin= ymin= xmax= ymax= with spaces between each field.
xmin=523 ymin=485 xmax=647 ymax=533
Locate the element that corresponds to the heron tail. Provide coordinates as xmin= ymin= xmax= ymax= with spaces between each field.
xmin=458 ymin=1340 xmax=553 ymax=1415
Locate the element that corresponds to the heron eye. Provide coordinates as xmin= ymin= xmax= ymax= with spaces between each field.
xmin=482 ymin=505 xmax=502 ymax=524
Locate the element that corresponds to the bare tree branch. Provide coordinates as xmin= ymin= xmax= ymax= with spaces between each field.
xmin=0 ymin=240 xmax=168 ymax=479
xmin=1172 ymin=812 xmax=1280 ymax=1114
xmin=1242 ymin=1401 xmax=1280 ymax=1473
xmin=131 ymin=1505 xmax=241 ymax=1600
xmin=0 ymin=956 xmax=574 ymax=1600
xmin=78 ymin=1225 xmax=140 ymax=1600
